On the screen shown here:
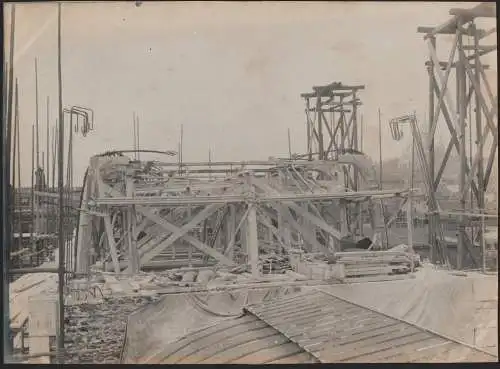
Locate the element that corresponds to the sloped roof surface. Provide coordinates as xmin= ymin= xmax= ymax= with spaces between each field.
xmin=131 ymin=287 xmax=496 ymax=364
xmin=148 ymin=313 xmax=318 ymax=364
xmin=245 ymin=289 xmax=496 ymax=363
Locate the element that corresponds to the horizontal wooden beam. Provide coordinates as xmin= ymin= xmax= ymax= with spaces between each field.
xmin=449 ymin=3 xmax=496 ymax=18
xmin=463 ymin=45 xmax=497 ymax=52
xmin=301 ymin=91 xmax=353 ymax=98
xmin=417 ymin=25 xmax=486 ymax=38
xmin=313 ymin=84 xmax=365 ymax=92
xmin=425 ymin=60 xmax=490 ymax=70
xmin=480 ymin=27 xmax=497 ymax=40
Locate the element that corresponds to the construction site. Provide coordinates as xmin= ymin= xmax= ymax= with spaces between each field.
xmin=2 ymin=1 xmax=498 ymax=364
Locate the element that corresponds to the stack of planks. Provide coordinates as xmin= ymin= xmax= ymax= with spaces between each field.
xmin=9 ymin=272 xmax=58 ymax=363
xmin=336 ymin=250 xmax=414 ymax=280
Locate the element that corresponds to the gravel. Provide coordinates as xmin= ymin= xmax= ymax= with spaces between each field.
xmin=64 ymin=295 xmax=161 ymax=364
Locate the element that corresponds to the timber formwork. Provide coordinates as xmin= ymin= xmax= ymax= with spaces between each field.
xmin=72 ymin=150 xmax=418 ymax=278
xmin=417 ymin=2 xmax=497 ymax=269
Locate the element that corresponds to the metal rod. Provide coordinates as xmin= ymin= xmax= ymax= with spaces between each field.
xmin=378 ymin=108 xmax=383 ymax=189
xmin=46 ymin=96 xmax=50 ymax=188
xmin=180 ymin=124 xmax=184 ymax=171
xmin=287 ymin=128 xmax=292 ymax=159
xmin=136 ymin=114 xmax=140 ymax=161
xmin=208 ymin=146 xmax=212 ymax=181
xmin=35 ymin=57 xmax=40 ymax=168
xmin=31 ymin=125 xmax=35 ymax=258
xmin=11 ymin=79 xmax=18 ymax=196
xmin=52 ymin=124 xmax=57 ymax=189
xmin=133 ymin=112 xmax=137 ymax=160
xmin=4 ymin=9 xmax=16 ymax=358
xmin=56 ymin=2 xmax=65 ymax=363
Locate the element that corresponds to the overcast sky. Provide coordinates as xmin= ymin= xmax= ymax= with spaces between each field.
xmin=4 ymin=1 xmax=497 ymax=186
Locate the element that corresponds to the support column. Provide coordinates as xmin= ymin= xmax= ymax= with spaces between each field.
xmin=427 ymin=36 xmax=437 ymax=264
xmin=246 ymin=202 xmax=259 ymax=278
xmin=457 ymin=27 xmax=467 ymax=270
xmin=473 ymin=23 xmax=485 ymax=269
xmin=226 ymin=204 xmax=236 ymax=261
xmin=126 ymin=174 xmax=139 ymax=273
xmin=340 ymin=200 xmax=349 ymax=238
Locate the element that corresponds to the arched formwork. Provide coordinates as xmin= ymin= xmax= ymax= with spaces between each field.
xmin=75 ymin=152 xmax=415 ymax=276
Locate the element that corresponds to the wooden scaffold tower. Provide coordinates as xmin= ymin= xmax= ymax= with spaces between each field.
xmin=417 ymin=2 xmax=497 ymax=269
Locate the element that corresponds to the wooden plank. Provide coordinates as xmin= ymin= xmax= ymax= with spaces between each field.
xmin=296 ymin=312 xmax=386 ymax=351
xmin=249 ymin=291 xmax=324 ymax=312
xmin=27 ymin=337 xmax=51 ymax=364
xmin=188 ymin=326 xmax=279 ymax=364
xmin=345 ymin=267 xmax=396 ymax=277
xmin=146 ymin=315 xmax=257 ymax=363
xmin=230 ymin=335 xmax=293 ymax=364
xmin=319 ymin=331 xmax=429 ymax=362
xmin=103 ymin=215 xmax=121 ymax=273
xmin=288 ymin=311 xmax=370 ymax=342
xmin=252 ymin=297 xmax=332 ymax=320
xmin=299 ymin=318 xmax=399 ymax=348
xmin=286 ymin=307 xmax=366 ymax=338
xmin=171 ymin=318 xmax=270 ymax=363
xmin=382 ymin=339 xmax=454 ymax=363
xmin=268 ymin=351 xmax=317 ymax=364
xmin=344 ymin=274 xmax=414 ymax=283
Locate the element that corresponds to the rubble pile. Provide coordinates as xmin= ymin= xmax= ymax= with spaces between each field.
xmin=261 ymin=254 xmax=291 ymax=274
xmin=64 ymin=295 xmax=161 ymax=364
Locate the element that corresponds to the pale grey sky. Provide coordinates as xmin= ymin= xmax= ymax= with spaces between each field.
xmin=4 ymin=1 xmax=497 ymax=186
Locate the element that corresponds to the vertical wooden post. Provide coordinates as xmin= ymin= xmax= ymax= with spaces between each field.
xmin=457 ymin=27 xmax=466 ymax=270
xmin=428 ymin=36 xmax=437 ymax=264
xmin=126 ymin=174 xmax=139 ymax=273
xmin=246 ymin=203 xmax=259 ymax=279
xmin=226 ymin=204 xmax=236 ymax=261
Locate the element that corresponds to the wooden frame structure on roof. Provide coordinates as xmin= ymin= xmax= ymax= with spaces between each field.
xmin=417 ymin=2 xmax=497 ymax=269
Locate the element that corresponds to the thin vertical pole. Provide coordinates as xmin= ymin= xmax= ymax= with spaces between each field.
xmin=287 ymin=128 xmax=292 ymax=159
xmin=178 ymin=143 xmax=181 ymax=175
xmin=46 ymin=97 xmax=50 ymax=188
xmin=407 ymin=121 xmax=415 ymax=254
xmin=136 ymin=114 xmax=140 ymax=161
xmin=316 ymin=94 xmax=324 ymax=160
xmin=481 ymin=211 xmax=486 ymax=272
xmin=428 ymin=36 xmax=437 ymax=264
xmin=52 ymin=125 xmax=57 ymax=190
xmin=180 ymin=124 xmax=184 ymax=171
xmin=5 ymin=13 xmax=16 ymax=357
xmin=360 ymin=114 xmax=364 ymax=152
xmin=35 ymin=58 xmax=40 ymax=168
xmin=31 ymin=125 xmax=35 ymax=247
xmin=133 ymin=112 xmax=137 ymax=160
xmin=12 ymin=79 xmax=18 ymax=263
xmin=56 ymin=2 xmax=65 ymax=363
xmin=208 ymin=146 xmax=212 ymax=180
xmin=306 ymin=98 xmax=311 ymax=161
xmin=16 ymin=102 xmax=21 ymax=255
xmin=12 ymin=80 xmax=18 ymax=193
xmin=378 ymin=108 xmax=383 ymax=189
xmin=6 ymin=5 xmax=16 ymax=176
